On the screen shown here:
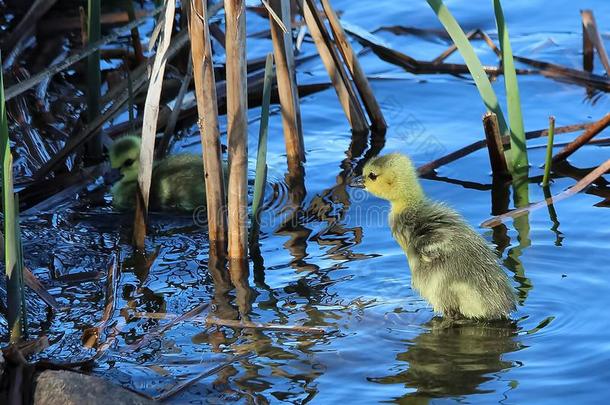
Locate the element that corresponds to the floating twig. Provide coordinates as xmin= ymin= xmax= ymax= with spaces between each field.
xmin=129 ymin=311 xmax=326 ymax=334
xmin=418 ymin=122 xmax=590 ymax=176
xmin=154 ymin=353 xmax=252 ymax=401
xmin=23 ymin=267 xmax=61 ymax=311
xmin=481 ymin=158 xmax=610 ymax=228
xmin=206 ymin=317 xmax=326 ymax=334
xmin=126 ymin=303 xmax=209 ymax=352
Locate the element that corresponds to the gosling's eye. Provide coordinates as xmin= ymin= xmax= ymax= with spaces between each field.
xmin=123 ymin=159 xmax=135 ymax=168
xmin=368 ymin=172 xmax=378 ymax=181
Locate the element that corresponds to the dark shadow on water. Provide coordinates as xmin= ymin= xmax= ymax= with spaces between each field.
xmin=368 ymin=317 xmax=521 ymax=402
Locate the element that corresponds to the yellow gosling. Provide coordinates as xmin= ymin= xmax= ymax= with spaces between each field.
xmin=359 ymin=153 xmax=515 ymax=320
xmin=109 ymin=135 xmax=209 ymax=212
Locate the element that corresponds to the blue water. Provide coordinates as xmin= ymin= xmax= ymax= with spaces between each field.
xmin=2 ymin=0 xmax=610 ymax=403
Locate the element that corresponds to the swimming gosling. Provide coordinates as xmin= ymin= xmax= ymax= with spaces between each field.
xmin=357 ymin=153 xmax=515 ymax=320
xmin=109 ymin=135 xmax=208 ymax=212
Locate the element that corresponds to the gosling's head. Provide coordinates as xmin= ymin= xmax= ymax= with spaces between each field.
xmin=109 ymin=135 xmax=141 ymax=183
xmin=361 ymin=153 xmax=424 ymax=205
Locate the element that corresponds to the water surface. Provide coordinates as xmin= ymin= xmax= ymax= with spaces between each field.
xmin=2 ymin=0 xmax=610 ymax=403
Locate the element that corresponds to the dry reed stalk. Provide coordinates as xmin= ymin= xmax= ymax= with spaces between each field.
xmin=552 ymin=112 xmax=610 ymax=163
xmin=302 ymin=0 xmax=368 ymax=133
xmin=320 ymin=0 xmax=386 ymax=132
xmin=225 ymin=0 xmax=250 ymax=279
xmin=188 ymin=0 xmax=228 ymax=248
xmin=482 ymin=158 xmax=610 ymax=228
xmin=581 ymin=10 xmax=610 ymax=75
xmin=133 ymin=0 xmax=176 ymax=249
xmin=269 ymin=0 xmax=305 ymax=170
xmin=482 ymin=112 xmax=509 ymax=177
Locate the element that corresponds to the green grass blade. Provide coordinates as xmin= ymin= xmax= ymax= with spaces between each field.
xmin=542 ymin=116 xmax=555 ymax=187
xmin=1 ymin=54 xmax=25 ymax=342
xmin=426 ymin=0 xmax=508 ymax=136
xmin=15 ymin=194 xmax=27 ymax=337
xmin=250 ymin=53 xmax=275 ymax=244
xmin=493 ymin=0 xmax=528 ymax=175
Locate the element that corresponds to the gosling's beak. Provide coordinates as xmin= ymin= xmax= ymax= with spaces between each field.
xmin=104 ymin=168 xmax=123 ymax=185
xmin=350 ymin=175 xmax=365 ymax=188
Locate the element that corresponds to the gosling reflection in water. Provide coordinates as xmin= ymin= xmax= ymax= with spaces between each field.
xmin=369 ymin=318 xmax=521 ymax=402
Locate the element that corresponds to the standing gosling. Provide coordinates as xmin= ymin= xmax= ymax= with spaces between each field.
xmin=109 ymin=135 xmax=208 ymax=212
xmin=358 ymin=153 xmax=515 ymax=320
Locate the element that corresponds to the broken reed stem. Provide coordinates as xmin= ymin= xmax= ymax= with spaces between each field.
xmin=542 ymin=116 xmax=555 ymax=187
xmin=320 ymin=0 xmax=387 ymax=132
xmin=582 ymin=10 xmax=594 ymax=72
xmin=269 ymin=0 xmax=305 ymax=170
xmin=302 ymin=0 xmax=368 ymax=133
xmin=552 ymin=112 xmax=610 ymax=163
xmin=85 ymin=0 xmax=102 ymax=161
xmin=188 ymin=0 xmax=228 ymax=247
xmin=482 ymin=158 xmax=610 ymax=228
xmin=581 ymin=10 xmax=610 ymax=76
xmin=482 ymin=112 xmax=509 ymax=177
xmin=134 ymin=0 xmax=176 ymax=249
xmin=226 ymin=0 xmax=250 ymax=280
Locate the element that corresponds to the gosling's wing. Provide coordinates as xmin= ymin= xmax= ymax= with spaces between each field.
xmin=406 ymin=202 xmax=465 ymax=262
xmin=151 ymin=155 xmax=206 ymax=210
